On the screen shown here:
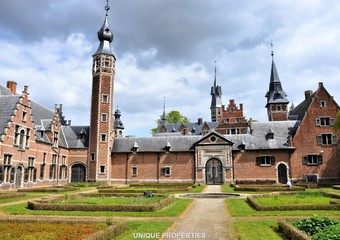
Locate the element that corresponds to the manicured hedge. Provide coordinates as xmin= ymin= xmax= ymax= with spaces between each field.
xmin=0 ymin=193 xmax=26 ymax=200
xmin=129 ymin=183 xmax=194 ymax=187
xmin=18 ymin=186 xmax=80 ymax=192
xmin=247 ymin=193 xmax=340 ymax=211
xmin=84 ymin=221 xmax=127 ymax=240
xmin=80 ymin=193 xmax=146 ymax=198
xmin=234 ymin=179 xmax=276 ymax=185
xmin=27 ymin=195 xmax=175 ymax=212
xmin=98 ymin=188 xmax=189 ymax=193
xmin=333 ymin=185 xmax=340 ymax=190
xmin=234 ymin=185 xmax=305 ymax=192
xmin=278 ymin=220 xmax=310 ymax=240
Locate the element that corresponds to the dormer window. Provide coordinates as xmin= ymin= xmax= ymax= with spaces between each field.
xmin=164 ymin=141 xmax=172 ymax=153
xmin=131 ymin=142 xmax=140 ymax=154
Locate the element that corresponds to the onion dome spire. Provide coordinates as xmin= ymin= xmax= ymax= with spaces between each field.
xmin=93 ymin=0 xmax=114 ymax=56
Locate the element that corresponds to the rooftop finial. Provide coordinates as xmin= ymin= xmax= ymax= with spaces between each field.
xmin=161 ymin=96 xmax=167 ymax=123
xmin=105 ymin=0 xmax=110 ymax=16
xmin=214 ymin=60 xmax=217 ymax=87
xmin=271 ymin=42 xmax=274 ymax=61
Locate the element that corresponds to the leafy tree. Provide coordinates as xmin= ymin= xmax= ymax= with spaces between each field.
xmin=333 ymin=111 xmax=340 ymax=133
xmin=151 ymin=110 xmax=190 ymax=134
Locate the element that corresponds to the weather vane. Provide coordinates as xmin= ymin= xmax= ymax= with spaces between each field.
xmin=105 ymin=0 xmax=110 ymax=15
xmin=270 ymin=42 xmax=274 ymax=60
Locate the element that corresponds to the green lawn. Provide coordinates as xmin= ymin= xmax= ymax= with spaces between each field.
xmin=0 ymin=198 xmax=193 ymax=217
xmin=116 ymin=221 xmax=173 ymax=240
xmin=234 ymin=220 xmax=282 ymax=240
xmin=54 ymin=196 xmax=166 ymax=205
xmin=254 ymin=192 xmax=333 ymax=206
xmin=227 ymin=198 xmax=340 ymax=217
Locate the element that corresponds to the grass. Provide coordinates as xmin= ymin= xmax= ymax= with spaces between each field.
xmin=234 ymin=220 xmax=282 ymax=240
xmin=54 ymin=196 xmax=166 ymax=205
xmin=0 ymin=222 xmax=107 ymax=240
xmin=0 ymin=194 xmax=45 ymax=204
xmin=115 ymin=221 xmax=173 ymax=240
xmin=0 ymin=198 xmax=193 ymax=217
xmin=227 ymin=198 xmax=340 ymax=217
xmin=254 ymin=192 xmax=333 ymax=206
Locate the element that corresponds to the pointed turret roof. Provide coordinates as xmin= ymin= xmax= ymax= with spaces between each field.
xmin=114 ymin=106 xmax=124 ymax=130
xmin=210 ymin=61 xmax=222 ymax=109
xmin=265 ymin=50 xmax=289 ymax=107
xmin=93 ymin=1 xmax=114 ymax=56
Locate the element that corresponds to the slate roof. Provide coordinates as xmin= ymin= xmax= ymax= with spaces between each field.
xmin=289 ymin=91 xmax=316 ymax=121
xmin=158 ymin=122 xmax=218 ymax=135
xmin=60 ymin=126 xmax=89 ymax=148
xmin=0 ymin=95 xmax=20 ymax=136
xmin=113 ymin=121 xmax=298 ymax=153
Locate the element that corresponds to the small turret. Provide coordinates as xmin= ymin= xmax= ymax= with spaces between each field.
xmin=210 ymin=61 xmax=222 ymax=122
xmin=114 ymin=106 xmax=124 ymax=138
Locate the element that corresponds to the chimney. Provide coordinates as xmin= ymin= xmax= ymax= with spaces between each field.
xmin=318 ymin=82 xmax=323 ymax=88
xmin=55 ymin=104 xmax=63 ymax=114
xmin=197 ymin=118 xmax=203 ymax=125
xmin=240 ymin=103 xmax=243 ymax=111
xmin=183 ymin=127 xmax=189 ymax=135
xmin=6 ymin=81 xmax=17 ymax=94
xmin=304 ymin=90 xmax=313 ymax=100
xmin=23 ymin=85 xmax=28 ymax=93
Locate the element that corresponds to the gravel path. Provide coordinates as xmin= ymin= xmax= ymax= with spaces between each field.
xmin=162 ymin=185 xmax=235 ymax=240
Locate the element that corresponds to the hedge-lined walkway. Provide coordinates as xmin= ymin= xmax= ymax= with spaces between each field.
xmin=162 ymin=185 xmax=236 ymax=240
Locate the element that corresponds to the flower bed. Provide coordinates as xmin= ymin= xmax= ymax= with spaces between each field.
xmin=247 ymin=192 xmax=340 ymax=211
xmin=0 ymin=219 xmax=127 ymax=240
xmin=279 ymin=217 xmax=340 ymax=240
xmin=27 ymin=194 xmax=175 ymax=212
xmin=18 ymin=186 xmax=80 ymax=192
xmin=0 ymin=193 xmax=26 ymax=200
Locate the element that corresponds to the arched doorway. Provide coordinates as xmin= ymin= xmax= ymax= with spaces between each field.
xmin=205 ymin=159 xmax=223 ymax=185
xmin=15 ymin=166 xmax=23 ymax=188
xmin=71 ymin=164 xmax=86 ymax=182
xmin=277 ymin=163 xmax=288 ymax=184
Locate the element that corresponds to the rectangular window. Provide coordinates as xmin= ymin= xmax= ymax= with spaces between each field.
xmin=42 ymin=153 xmax=47 ymax=164
xmin=101 ymin=113 xmax=107 ymax=122
xmin=225 ymin=118 xmax=230 ymax=124
xmin=14 ymin=125 xmax=20 ymax=145
xmin=256 ymin=156 xmax=275 ymax=166
xmin=320 ymin=101 xmax=327 ymax=108
xmin=26 ymin=128 xmax=30 ymax=148
xmin=90 ymin=153 xmax=95 ymax=161
xmin=40 ymin=164 xmax=45 ymax=180
xmin=4 ymin=154 xmax=12 ymax=165
xmin=303 ymin=154 xmax=323 ymax=165
xmin=101 ymin=134 xmax=107 ymax=142
xmin=61 ymin=156 xmax=66 ymax=166
xmin=22 ymin=111 xmax=27 ymax=122
xmin=161 ymin=167 xmax=171 ymax=176
xmin=99 ymin=165 xmax=105 ymax=174
xmin=276 ymin=105 xmax=282 ymax=111
xmin=102 ymin=95 xmax=108 ymax=103
xmin=53 ymin=132 xmax=59 ymax=147
xmin=52 ymin=154 xmax=57 ymax=165
xmin=317 ymin=134 xmax=337 ymax=145
xmin=316 ymin=117 xmax=335 ymax=127
xmin=28 ymin=157 xmax=34 ymax=167
xmin=237 ymin=118 xmax=242 ymax=123
xmin=132 ymin=166 xmax=138 ymax=176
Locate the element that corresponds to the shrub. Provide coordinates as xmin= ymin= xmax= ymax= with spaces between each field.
xmin=0 ymin=193 xmax=26 ymax=200
xmin=292 ymin=217 xmax=339 ymax=236
xmin=312 ymin=223 xmax=340 ymax=240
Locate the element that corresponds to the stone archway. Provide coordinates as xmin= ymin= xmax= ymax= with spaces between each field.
xmin=277 ymin=163 xmax=288 ymax=184
xmin=205 ymin=159 xmax=223 ymax=185
xmin=71 ymin=164 xmax=86 ymax=182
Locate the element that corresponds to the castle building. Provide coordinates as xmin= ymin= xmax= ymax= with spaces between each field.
xmin=0 ymin=2 xmax=339 ymax=190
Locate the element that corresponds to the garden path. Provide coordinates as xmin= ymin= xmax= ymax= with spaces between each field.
xmin=161 ymin=185 xmax=235 ymax=240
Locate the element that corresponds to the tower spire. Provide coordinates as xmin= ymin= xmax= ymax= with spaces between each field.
xmin=162 ymin=96 xmax=167 ymax=123
xmin=210 ymin=60 xmax=222 ymax=122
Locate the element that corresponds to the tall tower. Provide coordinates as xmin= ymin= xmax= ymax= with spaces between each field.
xmin=210 ymin=61 xmax=222 ymax=122
xmin=88 ymin=0 xmax=116 ymax=182
xmin=265 ymin=48 xmax=289 ymax=121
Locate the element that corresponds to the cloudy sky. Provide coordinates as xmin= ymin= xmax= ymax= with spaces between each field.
xmin=0 ymin=0 xmax=339 ymax=137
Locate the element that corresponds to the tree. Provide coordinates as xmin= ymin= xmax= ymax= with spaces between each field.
xmin=333 ymin=111 xmax=340 ymax=133
xmin=151 ymin=110 xmax=190 ymax=134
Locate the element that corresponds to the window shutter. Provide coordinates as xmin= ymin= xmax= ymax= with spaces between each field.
xmin=315 ymin=118 xmax=320 ymax=126
xmin=317 ymin=155 xmax=323 ymax=165
xmin=24 ymin=168 xmax=28 ymax=182
xmin=33 ymin=168 xmax=37 ymax=182
xmin=10 ymin=167 xmax=15 ymax=183
xmin=316 ymin=135 xmax=322 ymax=145
xmin=0 ymin=165 xmax=3 ymax=183
xmin=256 ymin=157 xmax=261 ymax=166
xmin=303 ymin=156 xmax=308 ymax=165
xmin=270 ymin=157 xmax=275 ymax=165
xmin=330 ymin=118 xmax=335 ymax=126
xmin=332 ymin=134 xmax=338 ymax=144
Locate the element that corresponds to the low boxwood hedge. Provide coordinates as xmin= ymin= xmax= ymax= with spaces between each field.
xmin=98 ymin=188 xmax=189 ymax=193
xmin=27 ymin=195 xmax=175 ymax=212
xmin=247 ymin=193 xmax=340 ymax=211
xmin=0 ymin=193 xmax=26 ymax=200
xmin=18 ymin=186 xmax=80 ymax=193
xmin=234 ymin=185 xmax=305 ymax=192
xmin=84 ymin=221 xmax=127 ymax=240
xmin=278 ymin=220 xmax=310 ymax=240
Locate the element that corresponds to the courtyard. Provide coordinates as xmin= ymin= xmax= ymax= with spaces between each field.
xmin=0 ymin=183 xmax=339 ymax=239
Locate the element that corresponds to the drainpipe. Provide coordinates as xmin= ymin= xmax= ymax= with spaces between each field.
xmin=125 ymin=153 xmax=128 ymax=185
xmin=193 ymin=151 xmax=196 ymax=184
xmin=157 ymin=153 xmax=160 ymax=183
xmin=231 ymin=151 xmax=235 ymax=183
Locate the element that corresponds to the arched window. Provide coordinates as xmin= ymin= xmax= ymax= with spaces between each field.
xmin=19 ymin=129 xmax=26 ymax=150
